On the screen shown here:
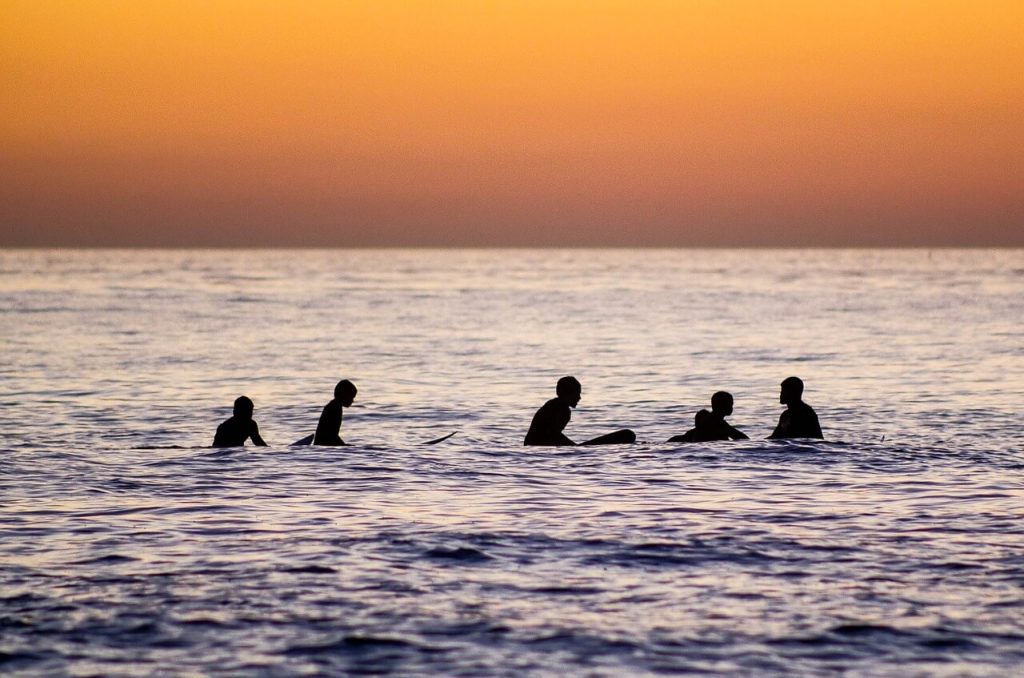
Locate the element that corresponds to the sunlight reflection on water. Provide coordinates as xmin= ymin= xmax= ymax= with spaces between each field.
xmin=1 ymin=249 xmax=1022 ymax=674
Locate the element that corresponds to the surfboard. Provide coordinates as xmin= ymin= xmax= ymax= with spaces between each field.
xmin=422 ymin=431 xmax=458 ymax=445
xmin=580 ymin=429 xmax=636 ymax=446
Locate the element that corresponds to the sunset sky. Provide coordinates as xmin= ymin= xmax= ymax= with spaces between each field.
xmin=2 ymin=1 xmax=1021 ymax=247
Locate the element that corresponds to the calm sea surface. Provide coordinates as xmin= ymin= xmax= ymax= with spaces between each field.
xmin=1 ymin=248 xmax=1022 ymax=676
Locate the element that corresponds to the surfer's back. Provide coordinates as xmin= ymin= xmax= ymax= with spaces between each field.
xmin=524 ymin=397 xmax=573 ymax=446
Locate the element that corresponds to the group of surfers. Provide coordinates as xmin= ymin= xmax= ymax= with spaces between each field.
xmin=212 ymin=375 xmax=822 ymax=448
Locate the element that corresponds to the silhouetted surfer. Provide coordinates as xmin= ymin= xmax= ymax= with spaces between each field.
xmin=314 ymin=379 xmax=358 ymax=446
xmin=668 ymin=409 xmax=711 ymax=443
xmin=668 ymin=392 xmax=748 ymax=442
xmin=524 ymin=376 xmax=635 ymax=446
xmin=212 ymin=396 xmax=268 ymax=448
xmin=769 ymin=376 xmax=823 ymax=439
xmin=705 ymin=391 xmax=749 ymax=440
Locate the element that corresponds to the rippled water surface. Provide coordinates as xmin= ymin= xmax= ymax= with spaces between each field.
xmin=2 ymin=249 xmax=1023 ymax=675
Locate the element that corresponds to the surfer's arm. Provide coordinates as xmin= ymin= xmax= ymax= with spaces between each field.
xmin=727 ymin=425 xmax=749 ymax=440
xmin=552 ymin=406 xmax=576 ymax=445
xmin=249 ymin=421 xmax=268 ymax=447
xmin=669 ymin=428 xmax=697 ymax=443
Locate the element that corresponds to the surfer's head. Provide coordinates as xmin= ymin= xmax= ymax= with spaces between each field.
xmin=233 ymin=395 xmax=255 ymax=419
xmin=334 ymin=379 xmax=358 ymax=407
xmin=711 ymin=391 xmax=734 ymax=417
xmin=780 ymin=376 xmax=804 ymax=404
xmin=695 ymin=408 xmax=711 ymax=427
xmin=556 ymin=376 xmax=582 ymax=407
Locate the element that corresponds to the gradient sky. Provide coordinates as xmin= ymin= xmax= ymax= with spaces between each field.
xmin=2 ymin=0 xmax=1022 ymax=247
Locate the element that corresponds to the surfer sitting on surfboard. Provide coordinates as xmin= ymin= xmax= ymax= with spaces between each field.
xmin=524 ymin=376 xmax=635 ymax=446
xmin=668 ymin=408 xmax=712 ymax=443
xmin=706 ymin=391 xmax=749 ymax=440
xmin=669 ymin=391 xmax=749 ymax=442
xmin=212 ymin=396 xmax=268 ymax=448
xmin=313 ymin=379 xmax=358 ymax=446
xmin=769 ymin=376 xmax=823 ymax=439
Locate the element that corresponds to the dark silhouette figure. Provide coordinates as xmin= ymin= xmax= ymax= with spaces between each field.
xmin=769 ymin=376 xmax=823 ymax=439
xmin=668 ymin=408 xmax=712 ymax=443
xmin=524 ymin=376 xmax=635 ymax=446
xmin=668 ymin=392 xmax=748 ymax=443
xmin=524 ymin=376 xmax=580 ymax=446
xmin=212 ymin=396 xmax=268 ymax=448
xmin=706 ymin=391 xmax=749 ymax=440
xmin=314 ymin=379 xmax=358 ymax=446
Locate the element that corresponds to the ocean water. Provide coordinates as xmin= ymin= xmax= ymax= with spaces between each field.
xmin=1 ymin=248 xmax=1022 ymax=676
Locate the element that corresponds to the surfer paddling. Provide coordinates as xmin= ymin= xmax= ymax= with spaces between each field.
xmin=314 ymin=379 xmax=358 ymax=446
xmin=212 ymin=396 xmax=268 ymax=448
xmin=524 ymin=376 xmax=635 ymax=446
xmin=769 ymin=376 xmax=823 ymax=439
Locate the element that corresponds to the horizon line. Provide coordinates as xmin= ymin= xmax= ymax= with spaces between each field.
xmin=3 ymin=244 xmax=1022 ymax=251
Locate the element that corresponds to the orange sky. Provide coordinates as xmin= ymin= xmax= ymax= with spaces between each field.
xmin=2 ymin=0 xmax=1021 ymax=246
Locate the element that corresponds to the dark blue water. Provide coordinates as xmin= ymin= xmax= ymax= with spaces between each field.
xmin=2 ymin=249 xmax=1022 ymax=675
